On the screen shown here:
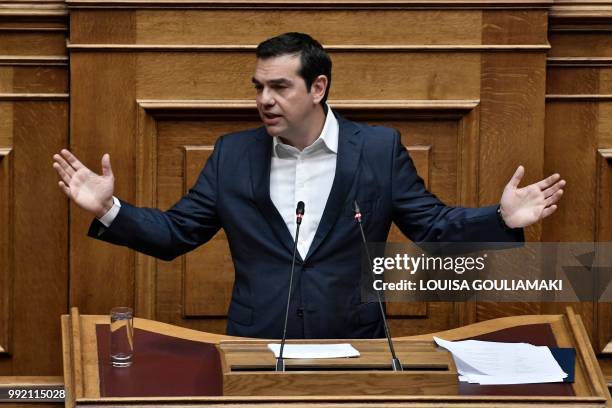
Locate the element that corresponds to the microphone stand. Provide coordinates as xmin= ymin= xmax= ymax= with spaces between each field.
xmin=353 ymin=200 xmax=403 ymax=371
xmin=276 ymin=201 xmax=305 ymax=372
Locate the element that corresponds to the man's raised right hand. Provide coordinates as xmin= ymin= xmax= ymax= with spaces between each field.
xmin=52 ymin=149 xmax=115 ymax=218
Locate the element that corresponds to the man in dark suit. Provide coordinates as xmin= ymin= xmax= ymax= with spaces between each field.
xmin=53 ymin=33 xmax=565 ymax=339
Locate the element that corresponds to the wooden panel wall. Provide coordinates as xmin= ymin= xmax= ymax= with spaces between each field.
xmin=545 ymin=1 xmax=612 ymax=354
xmin=0 ymin=1 xmax=69 ymax=376
xmin=0 ymin=0 xmax=611 ymax=377
xmin=66 ymin=1 xmax=549 ymax=343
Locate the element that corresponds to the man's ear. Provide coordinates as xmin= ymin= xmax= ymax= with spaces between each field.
xmin=311 ymin=75 xmax=328 ymax=104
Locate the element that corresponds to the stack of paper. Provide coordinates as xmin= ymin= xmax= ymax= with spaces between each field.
xmin=434 ymin=337 xmax=567 ymax=385
xmin=267 ymin=343 xmax=360 ymax=359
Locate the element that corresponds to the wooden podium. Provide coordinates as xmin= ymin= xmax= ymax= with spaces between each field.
xmin=61 ymin=307 xmax=611 ymax=407
xmin=219 ymin=340 xmax=458 ymax=396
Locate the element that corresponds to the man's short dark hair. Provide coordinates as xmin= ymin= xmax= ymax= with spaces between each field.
xmin=256 ymin=32 xmax=332 ymax=105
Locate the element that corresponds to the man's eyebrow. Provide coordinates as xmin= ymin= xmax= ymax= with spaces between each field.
xmin=251 ymin=77 xmax=292 ymax=86
xmin=269 ymin=78 xmax=292 ymax=86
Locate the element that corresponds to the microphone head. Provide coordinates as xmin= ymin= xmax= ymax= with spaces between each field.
xmin=352 ymin=200 xmax=362 ymax=222
xmin=296 ymin=201 xmax=305 ymax=225
xmin=296 ymin=201 xmax=305 ymax=215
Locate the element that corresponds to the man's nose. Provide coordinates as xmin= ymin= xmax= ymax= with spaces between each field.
xmin=258 ymin=88 xmax=275 ymax=107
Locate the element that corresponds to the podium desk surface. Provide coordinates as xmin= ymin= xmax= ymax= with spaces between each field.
xmin=62 ymin=307 xmax=612 ymax=408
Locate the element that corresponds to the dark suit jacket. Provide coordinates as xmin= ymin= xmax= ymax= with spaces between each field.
xmin=89 ymin=114 xmax=523 ymax=339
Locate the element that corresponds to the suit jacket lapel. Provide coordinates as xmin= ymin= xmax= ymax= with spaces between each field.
xmin=305 ymin=116 xmax=363 ymax=260
xmin=249 ymin=129 xmax=298 ymax=257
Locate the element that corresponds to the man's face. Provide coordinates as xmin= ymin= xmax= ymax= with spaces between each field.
xmin=252 ymin=54 xmax=321 ymax=140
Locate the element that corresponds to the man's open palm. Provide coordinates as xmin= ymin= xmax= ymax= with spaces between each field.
xmin=52 ymin=149 xmax=115 ymax=218
xmin=500 ymin=165 xmax=565 ymax=229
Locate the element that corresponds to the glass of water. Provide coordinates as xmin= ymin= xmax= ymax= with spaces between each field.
xmin=110 ymin=307 xmax=134 ymax=367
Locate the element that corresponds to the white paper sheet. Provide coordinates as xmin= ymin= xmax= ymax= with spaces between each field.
xmin=434 ymin=337 xmax=567 ymax=385
xmin=267 ymin=343 xmax=360 ymax=359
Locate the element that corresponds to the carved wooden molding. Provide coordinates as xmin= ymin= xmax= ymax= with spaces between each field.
xmin=596 ymin=148 xmax=612 ymax=240
xmin=0 ymin=147 xmax=13 ymax=355
xmin=599 ymin=148 xmax=612 ymax=161
xmin=0 ymin=376 xmax=63 ymax=386
xmin=0 ymin=56 xmax=68 ymax=66
xmin=65 ymin=0 xmax=552 ymax=9
xmin=138 ymin=99 xmax=257 ymax=111
xmin=549 ymin=1 xmax=612 ymax=33
xmin=0 ymin=93 xmax=69 ymax=100
xmin=596 ymin=149 xmax=612 ymax=354
xmin=595 ymin=148 xmax=612 ymax=248
xmin=549 ymin=23 xmax=612 ymax=30
xmin=549 ymin=0 xmax=612 ymax=39
xmin=551 ymin=1 xmax=612 ymax=20
xmin=0 ymin=1 xmax=67 ymax=17
xmin=137 ymin=98 xmax=480 ymax=111
xmin=136 ymin=99 xmax=480 ymax=124
xmin=333 ymin=99 xmax=480 ymax=111
xmin=0 ymin=27 xmax=66 ymax=32
xmin=407 ymin=145 xmax=433 ymax=186
xmin=548 ymin=57 xmax=612 ymax=67
xmin=133 ymin=104 xmax=158 ymax=319
xmin=67 ymin=43 xmax=550 ymax=52
xmin=546 ymin=94 xmax=612 ymax=100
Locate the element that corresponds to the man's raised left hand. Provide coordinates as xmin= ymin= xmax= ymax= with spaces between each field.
xmin=499 ymin=165 xmax=566 ymax=229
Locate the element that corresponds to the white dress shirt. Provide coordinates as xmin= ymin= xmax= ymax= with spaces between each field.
xmin=99 ymin=107 xmax=339 ymax=261
xmin=270 ymin=107 xmax=339 ymax=259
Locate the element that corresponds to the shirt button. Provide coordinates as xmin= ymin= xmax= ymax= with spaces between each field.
xmin=297 ymin=308 xmax=304 ymax=318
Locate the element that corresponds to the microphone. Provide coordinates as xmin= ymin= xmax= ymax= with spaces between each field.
xmin=276 ymin=201 xmax=305 ymax=371
xmin=353 ymin=200 xmax=403 ymax=371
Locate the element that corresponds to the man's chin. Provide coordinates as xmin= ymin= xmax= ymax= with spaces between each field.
xmin=263 ymin=124 xmax=286 ymax=137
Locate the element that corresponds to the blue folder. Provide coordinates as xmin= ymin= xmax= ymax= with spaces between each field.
xmin=550 ymin=347 xmax=576 ymax=383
